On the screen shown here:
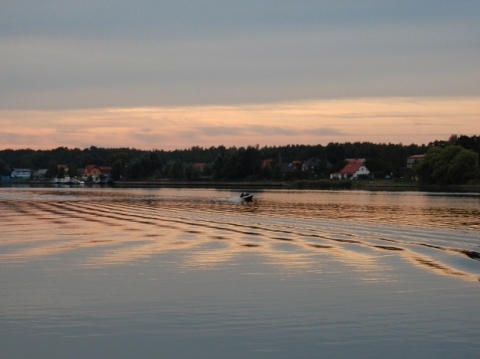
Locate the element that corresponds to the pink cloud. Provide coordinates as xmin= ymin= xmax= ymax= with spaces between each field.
xmin=0 ymin=97 xmax=478 ymax=150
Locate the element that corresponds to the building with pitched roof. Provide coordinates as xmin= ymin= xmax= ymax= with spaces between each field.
xmin=10 ymin=168 xmax=32 ymax=179
xmin=406 ymin=154 xmax=426 ymax=169
xmin=330 ymin=158 xmax=370 ymax=180
xmin=83 ymin=165 xmax=112 ymax=183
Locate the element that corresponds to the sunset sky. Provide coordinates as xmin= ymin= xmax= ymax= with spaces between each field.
xmin=1 ymin=1 xmax=479 ymax=150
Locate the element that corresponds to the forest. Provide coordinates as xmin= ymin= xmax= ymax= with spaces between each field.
xmin=0 ymin=134 xmax=479 ymax=185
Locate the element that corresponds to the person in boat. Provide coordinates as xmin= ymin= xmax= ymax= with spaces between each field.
xmin=240 ymin=192 xmax=253 ymax=201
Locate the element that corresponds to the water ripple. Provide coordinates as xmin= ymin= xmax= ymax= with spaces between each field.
xmin=0 ymin=188 xmax=479 ymax=282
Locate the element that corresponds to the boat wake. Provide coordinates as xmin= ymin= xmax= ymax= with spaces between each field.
xmin=0 ymin=188 xmax=479 ymax=282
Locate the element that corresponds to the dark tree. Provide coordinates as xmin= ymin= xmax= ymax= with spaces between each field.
xmin=415 ymin=145 xmax=479 ymax=185
xmin=0 ymin=157 xmax=10 ymax=176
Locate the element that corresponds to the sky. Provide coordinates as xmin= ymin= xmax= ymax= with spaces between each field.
xmin=1 ymin=1 xmax=479 ymax=150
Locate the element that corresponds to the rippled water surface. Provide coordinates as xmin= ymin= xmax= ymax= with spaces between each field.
xmin=1 ymin=187 xmax=479 ymax=358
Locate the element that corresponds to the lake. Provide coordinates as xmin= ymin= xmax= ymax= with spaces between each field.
xmin=0 ymin=186 xmax=479 ymax=358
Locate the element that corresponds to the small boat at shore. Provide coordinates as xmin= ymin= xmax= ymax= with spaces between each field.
xmin=240 ymin=192 xmax=253 ymax=202
xmin=51 ymin=176 xmax=84 ymax=185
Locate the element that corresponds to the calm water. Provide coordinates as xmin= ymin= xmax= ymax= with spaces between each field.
xmin=1 ymin=187 xmax=479 ymax=358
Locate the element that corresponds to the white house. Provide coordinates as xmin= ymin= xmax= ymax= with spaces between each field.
xmin=11 ymin=168 xmax=32 ymax=179
xmin=330 ymin=159 xmax=370 ymax=180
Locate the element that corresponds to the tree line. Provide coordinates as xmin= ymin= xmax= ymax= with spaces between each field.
xmin=0 ymin=135 xmax=479 ymax=185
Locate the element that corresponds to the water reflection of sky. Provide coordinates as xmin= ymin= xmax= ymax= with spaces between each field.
xmin=1 ymin=188 xmax=479 ymax=281
xmin=1 ymin=188 xmax=480 ymax=358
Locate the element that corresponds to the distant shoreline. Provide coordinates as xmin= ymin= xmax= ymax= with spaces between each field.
xmin=3 ymin=179 xmax=480 ymax=193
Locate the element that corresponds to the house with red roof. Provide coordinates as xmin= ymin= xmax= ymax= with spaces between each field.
xmin=83 ymin=165 xmax=112 ymax=177
xmin=83 ymin=165 xmax=112 ymax=183
xmin=406 ymin=154 xmax=426 ymax=169
xmin=330 ymin=158 xmax=370 ymax=180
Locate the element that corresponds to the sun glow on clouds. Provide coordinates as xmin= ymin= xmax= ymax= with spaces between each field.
xmin=1 ymin=97 xmax=478 ymax=150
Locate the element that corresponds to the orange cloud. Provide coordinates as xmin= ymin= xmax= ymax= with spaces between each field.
xmin=0 ymin=97 xmax=478 ymax=150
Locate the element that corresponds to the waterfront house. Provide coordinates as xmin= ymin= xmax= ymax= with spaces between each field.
xmin=84 ymin=165 xmax=112 ymax=177
xmin=83 ymin=165 xmax=112 ymax=183
xmin=330 ymin=158 xmax=370 ymax=180
xmin=33 ymin=169 xmax=48 ymax=180
xmin=407 ymin=154 xmax=426 ymax=169
xmin=10 ymin=168 xmax=32 ymax=180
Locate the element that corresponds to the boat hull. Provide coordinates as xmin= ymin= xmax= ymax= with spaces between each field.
xmin=240 ymin=194 xmax=253 ymax=202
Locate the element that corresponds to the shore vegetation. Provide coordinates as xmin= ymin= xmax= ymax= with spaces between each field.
xmin=1 ymin=135 xmax=479 ymax=191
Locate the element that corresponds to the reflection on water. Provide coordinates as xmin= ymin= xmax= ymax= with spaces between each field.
xmin=1 ymin=188 xmax=478 ymax=280
xmin=0 ymin=187 xmax=479 ymax=358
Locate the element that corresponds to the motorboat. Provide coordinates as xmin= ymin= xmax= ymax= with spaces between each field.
xmin=240 ymin=192 xmax=253 ymax=202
